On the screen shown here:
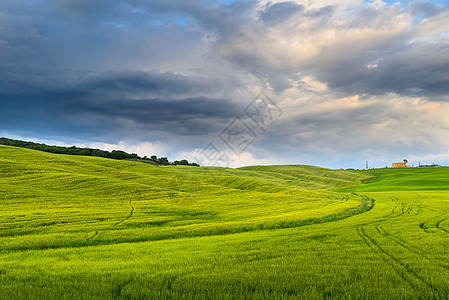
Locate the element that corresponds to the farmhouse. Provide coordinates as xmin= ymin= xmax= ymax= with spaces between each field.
xmin=392 ymin=162 xmax=406 ymax=168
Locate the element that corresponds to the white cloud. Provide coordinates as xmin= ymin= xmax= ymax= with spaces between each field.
xmin=257 ymin=0 xmax=364 ymax=11
xmin=413 ymin=11 xmax=449 ymax=38
xmin=408 ymin=151 xmax=449 ymax=166
xmin=85 ymin=141 xmax=167 ymax=158
xmin=175 ymin=147 xmax=281 ymax=168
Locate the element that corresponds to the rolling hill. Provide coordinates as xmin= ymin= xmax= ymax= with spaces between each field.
xmin=1 ymin=145 xmax=449 ymax=299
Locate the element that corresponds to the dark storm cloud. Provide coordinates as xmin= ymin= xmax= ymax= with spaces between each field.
xmin=81 ymin=71 xmax=226 ymax=99
xmin=0 ymin=94 xmax=239 ymax=140
xmin=0 ymin=65 xmax=226 ymax=98
xmin=0 ymin=69 xmax=240 ymax=141
xmin=325 ymin=41 xmax=449 ymax=98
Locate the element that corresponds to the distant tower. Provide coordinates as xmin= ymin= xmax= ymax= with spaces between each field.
xmin=366 ymin=160 xmax=368 ymax=169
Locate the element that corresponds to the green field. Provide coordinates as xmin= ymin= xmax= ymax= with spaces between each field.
xmin=1 ymin=145 xmax=449 ymax=299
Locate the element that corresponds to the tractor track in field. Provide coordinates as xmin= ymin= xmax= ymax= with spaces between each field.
xmin=375 ymin=226 xmax=423 ymax=252
xmin=382 ymin=199 xmax=419 ymax=220
xmin=356 ymin=226 xmax=435 ymax=292
xmin=375 ymin=226 xmax=449 ymax=271
xmin=88 ymin=199 xmax=134 ymax=240
xmin=404 ymin=204 xmax=413 ymax=215
xmin=418 ymin=208 xmax=449 ymax=235
xmin=435 ymin=217 xmax=449 ymax=234
xmin=386 ymin=198 xmax=422 ymax=219
xmin=416 ymin=205 xmax=423 ymax=215
xmin=383 ymin=202 xmax=400 ymax=219
xmin=387 ymin=199 xmax=411 ymax=218
xmin=391 ymin=203 xmax=409 ymax=218
xmin=112 ymin=278 xmax=132 ymax=298
xmin=112 ymin=199 xmax=135 ymax=227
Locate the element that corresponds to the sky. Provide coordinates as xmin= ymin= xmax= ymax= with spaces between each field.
xmin=1 ymin=0 xmax=449 ymax=169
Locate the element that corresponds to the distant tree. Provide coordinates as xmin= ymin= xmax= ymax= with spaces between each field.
xmin=173 ymin=159 xmax=189 ymax=166
xmin=110 ymin=150 xmax=129 ymax=159
xmin=179 ymin=159 xmax=189 ymax=166
xmin=403 ymin=159 xmax=408 ymax=166
xmin=157 ymin=157 xmax=169 ymax=165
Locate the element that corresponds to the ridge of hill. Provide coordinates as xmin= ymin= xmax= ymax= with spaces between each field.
xmin=0 ymin=137 xmax=198 ymax=166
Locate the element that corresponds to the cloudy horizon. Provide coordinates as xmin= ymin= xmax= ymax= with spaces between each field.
xmin=1 ymin=0 xmax=449 ymax=169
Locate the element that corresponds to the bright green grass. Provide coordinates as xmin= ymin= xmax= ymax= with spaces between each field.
xmin=0 ymin=146 xmax=367 ymax=251
xmin=1 ymin=145 xmax=449 ymax=299
xmin=340 ymin=167 xmax=449 ymax=192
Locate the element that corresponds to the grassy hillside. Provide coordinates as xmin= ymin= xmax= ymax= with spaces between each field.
xmin=0 ymin=145 xmax=368 ymax=251
xmin=1 ymin=145 xmax=449 ymax=299
xmin=240 ymin=165 xmax=370 ymax=190
xmin=340 ymin=167 xmax=449 ymax=191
